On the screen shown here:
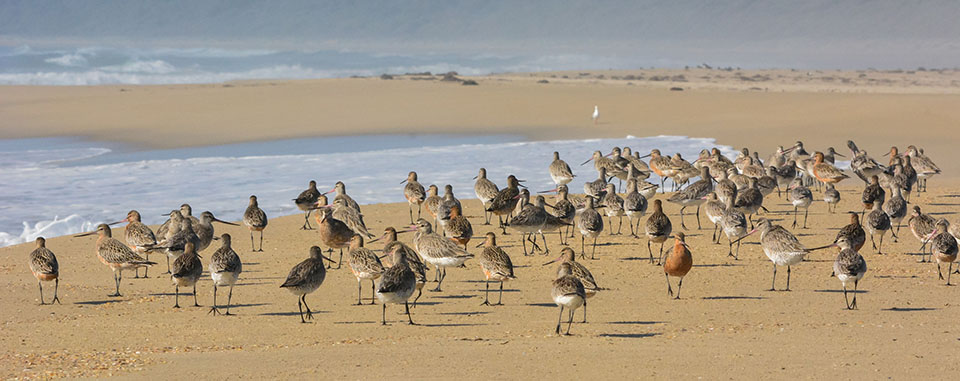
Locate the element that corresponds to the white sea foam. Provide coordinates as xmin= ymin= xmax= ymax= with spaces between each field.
xmin=44 ymin=53 xmax=88 ymax=67
xmin=0 ymin=135 xmax=735 ymax=247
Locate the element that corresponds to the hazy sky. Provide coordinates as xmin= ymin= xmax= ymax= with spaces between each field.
xmin=2 ymin=0 xmax=959 ymax=68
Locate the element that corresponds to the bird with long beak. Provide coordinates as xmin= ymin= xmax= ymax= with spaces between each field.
xmin=402 ymin=171 xmax=427 ymax=224
xmin=476 ymin=232 xmax=516 ymax=306
xmin=324 ymin=181 xmax=361 ymax=214
xmin=107 ymin=210 xmax=156 ymax=278
xmin=543 ymin=247 xmax=599 ymax=323
xmin=731 ymin=218 xmax=821 ymax=291
xmin=486 ymin=175 xmax=525 ymax=234
xmin=75 ymin=224 xmax=156 ymax=297
xmin=664 ymin=233 xmax=693 ymax=299
xmin=281 ymin=246 xmax=336 ymax=323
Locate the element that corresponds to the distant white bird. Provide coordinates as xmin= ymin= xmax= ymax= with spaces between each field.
xmin=592 ymin=105 xmax=599 ymax=125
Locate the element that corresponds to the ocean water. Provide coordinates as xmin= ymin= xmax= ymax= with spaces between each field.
xmin=0 ymin=45 xmax=638 ymax=85
xmin=0 ymin=134 xmax=736 ymax=247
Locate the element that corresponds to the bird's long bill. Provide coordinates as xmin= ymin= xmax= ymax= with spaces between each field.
xmin=730 ymin=228 xmax=758 ymax=245
xmin=400 ymin=179 xmax=408 ymax=184
xmin=472 ymin=175 xmax=478 ymax=180
xmin=475 ymin=241 xmax=485 ymax=248
xmin=74 ymin=231 xmax=96 ymax=237
xmin=320 ymin=253 xmax=337 ymax=263
xmin=106 ymin=219 xmax=126 ymax=226
xmin=604 ymin=152 xmax=613 ymax=157
xmin=544 ymin=203 xmax=557 ymax=209
xmin=807 ymin=243 xmax=837 ymax=251
xmin=638 ymin=154 xmax=651 ymax=159
xmin=580 ymin=158 xmax=594 ymax=166
xmin=538 ymin=188 xmax=559 ymax=194
xmin=214 ymin=218 xmax=240 ymax=226
xmin=323 ymin=188 xmax=335 ymax=195
xmin=541 ymin=256 xmax=562 ymax=266
xmin=368 ymin=233 xmax=386 ymax=243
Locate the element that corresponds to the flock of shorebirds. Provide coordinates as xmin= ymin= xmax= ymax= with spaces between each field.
xmin=27 ymin=140 xmax=956 ymax=335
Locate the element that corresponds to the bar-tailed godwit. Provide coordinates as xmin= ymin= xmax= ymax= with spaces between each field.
xmin=76 ymin=224 xmax=156 ymax=297
xmin=477 ymin=232 xmax=516 ymax=305
xmin=645 ymin=199 xmax=673 ymax=264
xmin=833 ymin=248 xmax=866 ymax=309
xmin=208 ymin=233 xmax=241 ymax=315
xmin=281 ymin=246 xmax=334 ymax=323
xmin=294 ymin=180 xmax=321 ymax=229
xmin=544 ymin=247 xmax=599 ymax=322
xmin=402 ymin=171 xmax=427 ymax=224
xmin=474 ymin=168 xmax=499 ymax=224
xmin=412 ymin=219 xmax=473 ymax=292
xmin=347 ymin=235 xmax=385 ymax=305
xmin=552 ymin=262 xmax=586 ymax=336
xmin=664 ymin=232 xmax=693 ymax=299
xmin=29 ymin=237 xmax=60 ymax=305
xmin=376 ymin=246 xmax=418 ymax=325
xmin=108 ymin=210 xmax=157 ymax=278
xmin=171 ymin=242 xmax=202 ymax=308
xmin=243 ymin=195 xmax=268 ymax=252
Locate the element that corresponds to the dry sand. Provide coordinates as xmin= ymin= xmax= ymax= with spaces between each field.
xmin=1 ymin=187 xmax=960 ymax=379
xmin=1 ymin=69 xmax=960 ymax=378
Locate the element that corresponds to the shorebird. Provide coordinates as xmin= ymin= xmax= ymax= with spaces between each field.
xmin=734 ymin=148 xmax=752 ymax=173
xmin=347 ymin=235 xmax=385 ymax=305
xmin=402 ymin=171 xmax=427 ymax=224
xmin=824 ymin=213 xmax=867 ymax=253
xmin=767 ymin=145 xmax=791 ymax=170
xmin=549 ymin=151 xmax=575 ymax=186
xmin=734 ymin=177 xmax=766 ymax=229
xmin=76 ymin=224 xmax=156 ymax=296
xmin=577 ymin=197 xmax=604 ymax=259
xmin=438 ymin=184 xmax=462 ymax=219
xmin=376 ymin=246 xmax=418 ymax=325
xmin=281 ymin=246 xmax=334 ymax=323
xmin=171 ymin=242 xmax=202 ymax=308
xmin=905 ymin=145 xmax=940 ymax=192
xmin=208 ymin=233 xmax=241 ymax=316
xmin=824 ymin=183 xmax=840 ymax=213
xmin=474 ymin=168 xmax=499 ymax=224
xmin=666 ymin=167 xmax=712 ymax=230
xmin=148 ymin=212 xmax=200 ymax=274
xmin=715 ymin=169 xmax=737 ymax=205
xmin=601 ymin=183 xmax=624 ymax=235
xmin=847 ymin=140 xmax=884 ymax=184
xmin=909 ymin=206 xmax=937 ymax=262
xmin=486 ymin=175 xmax=523 ymax=234
xmin=788 ymin=178 xmax=813 ymax=229
xmin=592 ymin=105 xmax=599 ymax=124
xmin=318 ymin=195 xmax=373 ymax=239
xmin=720 ymin=186 xmax=748 ymax=259
xmin=195 ymin=211 xmax=239 ymax=252
xmin=834 ymin=248 xmax=867 ymax=310
xmin=176 ymin=204 xmax=200 ymax=232
xmin=757 ymin=166 xmax=778 ymax=197
xmin=703 ymin=192 xmax=726 ymax=244
xmin=584 ymin=167 xmax=609 ymax=201
xmin=929 ymin=219 xmax=958 ymax=285
xmin=623 ymin=179 xmax=649 ymax=237
xmin=728 ymin=167 xmax=750 ymax=191
xmin=789 ymin=141 xmax=810 ymax=164
xmin=314 ymin=207 xmax=354 ymax=268
xmin=899 ymin=155 xmax=919 ymax=200
xmin=29 ymin=237 xmax=60 ymax=305
xmin=444 ymin=204 xmax=473 ymax=250
xmin=641 ymin=149 xmax=676 ymax=193
xmin=866 ymin=199 xmax=892 ymax=254
xmin=823 ymin=147 xmax=844 ymax=165
xmin=582 ymin=150 xmax=625 ymax=183
xmin=544 ymin=247 xmax=599 ymax=322
xmin=664 ymin=232 xmax=693 ymax=299
xmin=476 ymin=232 xmax=516 ymax=305
xmin=108 ymin=210 xmax=157 ymax=278
xmin=883 ymin=185 xmax=908 ymax=242
xmin=552 ymin=262 xmax=587 ymax=336
xmin=543 ymin=185 xmax=576 ymax=244
xmin=412 ymin=219 xmax=474 ymax=292
xmin=243 ymin=195 xmax=268 ymax=252
xmin=424 ymin=185 xmax=442 ymax=226
xmin=629 ymin=149 xmax=653 ymax=173
xmin=772 ymin=162 xmax=797 ymax=199
xmin=861 ymin=176 xmax=885 ymax=218
xmin=645 ymin=199 xmax=673 ymax=265
xmin=741 ymin=218 xmax=809 ymax=291
xmin=294 ymin=180 xmax=322 ymax=230
xmin=888 ymin=160 xmax=915 ymax=202
xmin=156 ymin=209 xmax=185 ymax=255
xmin=510 ymin=191 xmax=548 ymax=255
xmin=372 ymin=227 xmax=427 ymax=306
xmin=325 ymin=181 xmax=361 ymax=214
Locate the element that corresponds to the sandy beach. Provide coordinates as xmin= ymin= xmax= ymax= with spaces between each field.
xmin=1 ymin=70 xmax=960 ymax=378
xmin=2 ymin=69 xmax=960 ymax=180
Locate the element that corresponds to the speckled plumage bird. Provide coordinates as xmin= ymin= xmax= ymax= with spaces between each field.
xmin=645 ymin=199 xmax=673 ymax=265
xmin=552 ymin=262 xmax=586 ymax=336
xmin=76 ymin=224 xmax=156 ymax=297
xmin=376 ymin=246 xmax=418 ymax=325
xmin=243 ymin=195 xmax=268 ymax=252
xmin=834 ymin=248 xmax=867 ymax=310
xmin=293 ymin=180 xmax=322 ymax=230
xmin=667 ymin=166 xmax=712 ymax=230
xmin=195 ymin=211 xmax=239 ymax=252
xmin=930 ymin=219 xmax=958 ymax=284
xmin=444 ymin=204 xmax=473 ymax=250
xmin=909 ymin=206 xmax=937 ymax=262
xmin=29 ymin=237 xmax=60 ymax=305
xmin=577 ymin=197 xmax=604 ymax=260
xmin=412 ymin=219 xmax=473 ymax=292
xmin=325 ymin=181 xmax=361 ymax=214
xmin=171 ymin=242 xmax=202 ymax=308
xmin=544 ymin=247 xmax=599 ymax=323
xmin=314 ymin=207 xmax=354 ymax=269
xmin=788 ymin=178 xmax=813 ymax=229
xmin=477 ymin=232 xmax=516 ymax=306
xmin=374 ymin=227 xmax=427 ymax=307
xmin=110 ymin=210 xmax=157 ymax=278
xmin=883 ymin=186 xmax=907 ymax=242
xmin=823 ymin=183 xmax=841 ymax=214
xmin=866 ymin=200 xmax=892 ymax=254
xmin=208 ymin=233 xmax=242 ymax=316
xmin=486 ymin=175 xmax=523 ymax=234
xmin=622 ymin=179 xmax=648 ymax=238
xmin=549 ymin=151 xmax=575 ymax=186
xmin=281 ymin=246 xmax=334 ymax=323
xmin=347 ymin=235 xmax=385 ymax=305
xmin=474 ymin=168 xmax=499 ymax=225
xmin=402 ymin=171 xmax=427 ymax=224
